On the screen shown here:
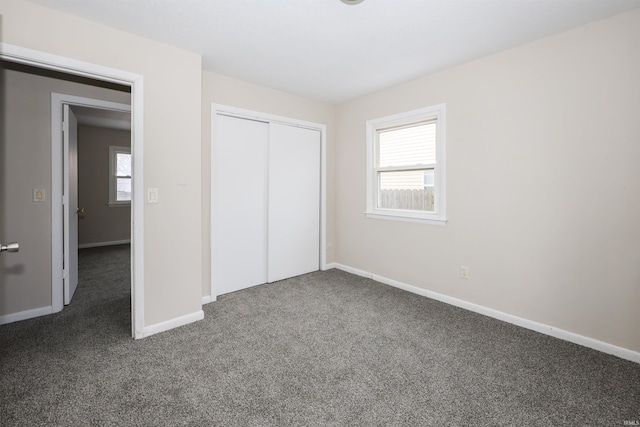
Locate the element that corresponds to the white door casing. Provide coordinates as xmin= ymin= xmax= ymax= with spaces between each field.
xmin=50 ymin=92 xmax=137 ymax=334
xmin=63 ymin=104 xmax=79 ymax=305
xmin=2 ymin=43 xmax=145 ymax=338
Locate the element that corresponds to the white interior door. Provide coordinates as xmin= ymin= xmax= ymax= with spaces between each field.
xmin=213 ymin=114 xmax=269 ymax=295
xmin=267 ymin=124 xmax=320 ymax=283
xmin=63 ymin=104 xmax=79 ymax=305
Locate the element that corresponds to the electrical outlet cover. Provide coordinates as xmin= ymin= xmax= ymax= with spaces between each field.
xmin=460 ymin=266 xmax=469 ymax=279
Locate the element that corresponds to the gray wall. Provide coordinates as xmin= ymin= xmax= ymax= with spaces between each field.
xmin=0 ymin=64 xmax=130 ymax=318
xmin=78 ymin=125 xmax=131 ymax=247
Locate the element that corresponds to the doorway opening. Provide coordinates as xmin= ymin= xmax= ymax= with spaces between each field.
xmin=53 ymin=94 xmax=131 ymax=310
xmin=0 ymin=43 xmax=145 ymax=338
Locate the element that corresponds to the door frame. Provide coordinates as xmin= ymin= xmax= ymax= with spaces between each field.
xmin=52 ymin=94 xmax=132 ymax=307
xmin=210 ymin=103 xmax=328 ymax=300
xmin=0 ymin=43 xmax=145 ymax=339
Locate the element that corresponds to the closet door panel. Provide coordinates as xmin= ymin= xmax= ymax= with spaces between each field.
xmin=213 ymin=115 xmax=269 ymax=295
xmin=268 ymin=124 xmax=321 ymax=283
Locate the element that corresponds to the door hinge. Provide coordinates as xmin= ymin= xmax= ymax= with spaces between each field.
xmin=63 ymin=269 xmax=69 ymax=279
xmin=63 ymin=120 xmax=68 ymax=134
xmin=62 ymin=195 xmax=68 ymax=206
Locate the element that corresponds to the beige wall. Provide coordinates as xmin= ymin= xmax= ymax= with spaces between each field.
xmin=201 ymin=71 xmax=336 ymax=298
xmin=78 ymin=125 xmax=131 ymax=246
xmin=0 ymin=65 xmax=130 ymax=316
xmin=1 ymin=0 xmax=203 ymax=327
xmin=335 ymin=9 xmax=640 ymax=352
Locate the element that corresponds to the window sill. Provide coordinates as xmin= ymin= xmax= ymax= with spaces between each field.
xmin=365 ymin=211 xmax=447 ymax=226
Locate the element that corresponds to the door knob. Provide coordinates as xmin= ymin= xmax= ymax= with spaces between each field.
xmin=76 ymin=207 xmax=85 ymax=214
xmin=0 ymin=242 xmax=19 ymax=254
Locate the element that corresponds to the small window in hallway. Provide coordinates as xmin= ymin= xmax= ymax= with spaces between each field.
xmin=109 ymin=145 xmax=131 ymax=205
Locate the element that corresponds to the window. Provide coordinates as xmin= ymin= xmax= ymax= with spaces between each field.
xmin=109 ymin=145 xmax=131 ymax=206
xmin=366 ymin=104 xmax=446 ymax=224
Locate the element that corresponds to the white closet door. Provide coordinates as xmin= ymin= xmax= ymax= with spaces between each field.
xmin=213 ymin=114 xmax=269 ymax=295
xmin=268 ymin=123 xmax=321 ymax=283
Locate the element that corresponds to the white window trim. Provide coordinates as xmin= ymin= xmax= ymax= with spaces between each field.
xmin=108 ymin=145 xmax=131 ymax=206
xmin=365 ymin=104 xmax=447 ymax=225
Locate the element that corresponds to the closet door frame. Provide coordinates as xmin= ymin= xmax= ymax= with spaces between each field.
xmin=210 ymin=104 xmax=327 ymax=300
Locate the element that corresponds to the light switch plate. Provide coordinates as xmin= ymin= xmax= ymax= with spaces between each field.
xmin=33 ymin=188 xmax=46 ymax=202
xmin=147 ymin=188 xmax=159 ymax=204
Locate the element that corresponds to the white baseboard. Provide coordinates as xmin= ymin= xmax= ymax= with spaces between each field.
xmin=324 ymin=262 xmax=337 ymax=270
xmin=0 ymin=305 xmax=55 ymax=325
xmin=139 ymin=309 xmax=204 ymax=339
xmin=332 ymin=263 xmax=640 ymax=364
xmin=202 ymin=295 xmax=216 ymax=305
xmin=78 ymin=239 xmax=131 ymax=249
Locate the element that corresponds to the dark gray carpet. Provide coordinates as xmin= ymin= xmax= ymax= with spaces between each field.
xmin=1 ymin=244 xmax=639 ymax=426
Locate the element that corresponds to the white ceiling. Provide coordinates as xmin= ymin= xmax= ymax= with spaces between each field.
xmin=27 ymin=0 xmax=640 ymax=104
